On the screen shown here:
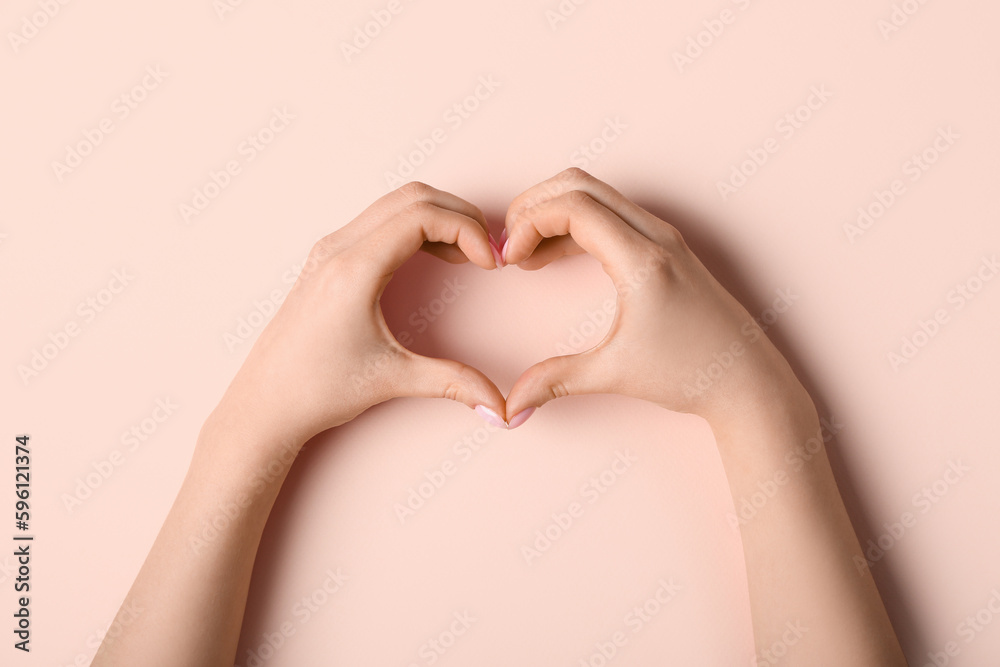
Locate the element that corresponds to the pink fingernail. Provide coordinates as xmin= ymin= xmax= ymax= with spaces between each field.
xmin=489 ymin=241 xmax=503 ymax=270
xmin=475 ymin=405 xmax=507 ymax=429
xmin=507 ymin=407 xmax=535 ymax=430
xmin=500 ymin=238 xmax=510 ymax=264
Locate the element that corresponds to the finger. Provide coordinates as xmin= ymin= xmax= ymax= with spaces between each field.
xmin=516 ymin=235 xmax=584 ymax=271
xmin=321 ymin=182 xmax=491 ymax=257
xmin=402 ymin=353 xmax=507 ymax=424
xmin=502 ymin=190 xmax=649 ymax=281
xmin=504 ymin=349 xmax=609 ymax=420
xmin=341 ymin=201 xmax=498 ymax=282
xmin=505 ymin=168 xmax=671 ymax=244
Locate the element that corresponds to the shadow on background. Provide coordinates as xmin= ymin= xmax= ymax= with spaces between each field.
xmin=240 ymin=194 xmax=921 ymax=659
xmin=633 ymin=193 xmax=923 ymax=656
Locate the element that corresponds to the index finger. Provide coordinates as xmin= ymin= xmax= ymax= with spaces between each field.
xmin=502 ymin=190 xmax=652 ymax=284
xmin=506 ymin=168 xmax=670 ymax=245
xmin=339 ymin=200 xmax=498 ymax=287
xmin=324 ymin=181 xmax=492 ymax=257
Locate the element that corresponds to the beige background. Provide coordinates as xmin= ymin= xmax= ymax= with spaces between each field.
xmin=3 ymin=0 xmax=999 ymax=664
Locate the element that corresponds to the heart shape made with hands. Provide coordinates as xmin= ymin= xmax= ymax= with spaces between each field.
xmin=379 ymin=235 xmax=618 ymax=428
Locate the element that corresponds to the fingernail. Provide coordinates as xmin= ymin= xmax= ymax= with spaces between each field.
xmin=475 ymin=405 xmax=507 ymax=429
xmin=489 ymin=240 xmax=503 ymax=270
xmin=506 ymin=407 xmax=535 ymax=430
xmin=500 ymin=238 xmax=510 ymax=264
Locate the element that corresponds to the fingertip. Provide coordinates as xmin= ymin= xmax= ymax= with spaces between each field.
xmin=505 ymin=352 xmax=596 ymax=418
xmin=488 ymin=234 xmax=504 ymax=270
xmin=407 ymin=356 xmax=506 ymax=417
xmin=504 ymin=378 xmax=550 ymax=422
xmin=464 ymin=234 xmax=499 ymax=271
xmin=506 ymin=407 xmax=536 ymax=430
xmin=475 ymin=404 xmax=508 ymax=429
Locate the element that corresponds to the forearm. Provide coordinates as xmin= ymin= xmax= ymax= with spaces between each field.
xmin=711 ymin=385 xmax=905 ymax=665
xmin=93 ymin=410 xmax=302 ymax=666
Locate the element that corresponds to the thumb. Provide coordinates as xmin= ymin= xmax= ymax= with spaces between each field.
xmin=402 ymin=353 xmax=508 ymax=427
xmin=505 ymin=349 xmax=608 ymax=427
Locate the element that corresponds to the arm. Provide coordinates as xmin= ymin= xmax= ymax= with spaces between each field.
xmin=90 ymin=415 xmax=300 ymax=665
xmin=500 ymin=168 xmax=906 ymax=664
xmin=712 ymin=391 xmax=902 ymax=664
xmin=93 ymin=182 xmax=507 ymax=666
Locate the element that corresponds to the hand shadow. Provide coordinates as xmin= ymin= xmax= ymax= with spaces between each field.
xmin=238 ymin=195 xmax=921 ymax=660
xmin=631 ymin=193 xmax=923 ymax=658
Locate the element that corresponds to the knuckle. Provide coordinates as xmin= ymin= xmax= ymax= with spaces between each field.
xmin=563 ymin=189 xmax=594 ymax=209
xmin=402 ymin=199 xmax=436 ymax=219
xmin=558 ymin=166 xmax=592 ymax=185
xmin=307 ymin=237 xmax=337 ymax=265
xmin=443 ymin=380 xmax=462 ymax=402
xmin=548 ymin=379 xmax=570 ymax=400
xmin=660 ymin=224 xmax=686 ymax=249
xmin=398 ymin=180 xmax=433 ymax=201
xmin=442 ymin=361 xmax=476 ymax=400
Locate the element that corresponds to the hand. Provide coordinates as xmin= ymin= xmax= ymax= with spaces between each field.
xmin=501 ymin=168 xmax=812 ymax=430
xmin=209 ymin=182 xmax=507 ymax=450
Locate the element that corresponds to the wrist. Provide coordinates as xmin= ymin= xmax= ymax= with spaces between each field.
xmin=706 ymin=371 xmax=819 ymax=460
xmin=198 ymin=402 xmax=306 ymax=472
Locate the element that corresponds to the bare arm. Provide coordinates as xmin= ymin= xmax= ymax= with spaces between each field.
xmin=711 ymin=373 xmax=904 ymax=663
xmin=93 ymin=182 xmax=506 ymax=665
xmin=92 ymin=415 xmax=300 ymax=664
xmin=501 ymin=168 xmax=906 ymax=664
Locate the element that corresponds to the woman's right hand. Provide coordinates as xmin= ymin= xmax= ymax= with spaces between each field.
xmin=501 ymin=168 xmax=815 ymax=431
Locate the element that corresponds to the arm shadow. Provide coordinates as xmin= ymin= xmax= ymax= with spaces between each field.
xmin=631 ymin=193 xmax=924 ymax=657
xmin=237 ymin=195 xmax=923 ymax=658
